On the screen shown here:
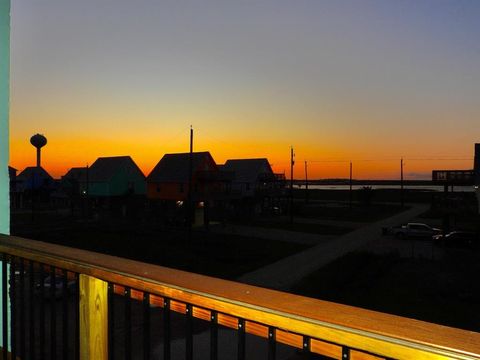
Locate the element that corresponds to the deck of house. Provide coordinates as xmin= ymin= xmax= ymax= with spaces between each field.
xmin=0 ymin=234 xmax=479 ymax=360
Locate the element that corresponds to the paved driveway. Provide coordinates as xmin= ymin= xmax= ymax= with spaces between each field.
xmin=237 ymin=204 xmax=429 ymax=290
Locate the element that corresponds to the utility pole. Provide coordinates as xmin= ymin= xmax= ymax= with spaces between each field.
xmin=304 ymin=160 xmax=308 ymax=204
xmin=349 ymin=161 xmax=353 ymax=209
xmin=187 ymin=126 xmax=193 ymax=240
xmin=86 ymin=163 xmax=90 ymax=219
xmin=400 ymin=158 xmax=404 ymax=208
xmin=30 ymin=172 xmax=35 ymax=222
xmin=290 ymin=147 xmax=295 ymax=224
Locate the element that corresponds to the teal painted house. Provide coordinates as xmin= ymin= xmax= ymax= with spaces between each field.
xmin=88 ymin=156 xmax=146 ymax=197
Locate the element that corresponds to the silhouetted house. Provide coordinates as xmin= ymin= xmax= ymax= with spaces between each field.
xmin=14 ymin=166 xmax=55 ymax=208
xmin=61 ymin=167 xmax=88 ymax=195
xmin=147 ymin=152 xmax=223 ymax=201
xmin=88 ymin=156 xmax=146 ymax=197
xmin=221 ymin=158 xmax=277 ymax=198
xmin=56 ymin=167 xmax=89 ymax=212
xmin=431 ymin=143 xmax=480 ymax=220
xmin=8 ymin=166 xmax=16 ymax=192
xmin=219 ymin=158 xmax=285 ymax=217
xmin=16 ymin=166 xmax=54 ymax=191
xmin=8 ymin=166 xmax=20 ymax=209
xmin=63 ymin=167 xmax=88 ymax=183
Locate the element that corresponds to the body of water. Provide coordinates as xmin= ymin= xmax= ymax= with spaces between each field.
xmin=298 ymin=184 xmax=476 ymax=192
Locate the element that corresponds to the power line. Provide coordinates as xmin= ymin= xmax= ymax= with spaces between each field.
xmin=162 ymin=130 xmax=474 ymax=166
xmin=162 ymin=125 xmax=191 ymax=148
xmin=404 ymin=158 xmax=473 ymax=161
xmin=194 ymin=128 xmax=241 ymax=155
xmin=307 ymin=157 xmax=473 ymax=163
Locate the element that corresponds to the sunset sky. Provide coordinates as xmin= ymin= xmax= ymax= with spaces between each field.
xmin=9 ymin=0 xmax=480 ymax=179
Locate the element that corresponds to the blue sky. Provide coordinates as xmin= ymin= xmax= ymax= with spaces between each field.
xmin=9 ymin=0 xmax=480 ymax=178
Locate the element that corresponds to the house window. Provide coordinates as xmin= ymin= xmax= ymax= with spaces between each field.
xmin=156 ymin=184 xmax=161 ymax=192
xmin=179 ymin=183 xmax=184 ymax=193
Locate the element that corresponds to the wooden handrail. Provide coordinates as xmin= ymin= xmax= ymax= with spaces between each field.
xmin=0 ymin=234 xmax=479 ymax=360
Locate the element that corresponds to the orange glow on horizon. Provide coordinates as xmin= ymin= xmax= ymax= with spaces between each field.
xmin=10 ymin=134 xmax=473 ymax=181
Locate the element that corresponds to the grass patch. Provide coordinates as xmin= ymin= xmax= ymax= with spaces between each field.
xmin=249 ymin=220 xmax=351 ymax=235
xmin=297 ymin=203 xmax=407 ymax=222
xmin=291 ymin=251 xmax=480 ymax=332
xmin=13 ymin=221 xmax=309 ymax=280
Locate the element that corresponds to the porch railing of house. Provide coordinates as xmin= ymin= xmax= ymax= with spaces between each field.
xmin=0 ymin=234 xmax=479 ymax=360
xmin=432 ymin=170 xmax=475 ymax=185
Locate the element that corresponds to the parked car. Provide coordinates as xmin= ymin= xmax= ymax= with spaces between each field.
xmin=433 ymin=231 xmax=478 ymax=249
xmin=383 ymin=223 xmax=441 ymax=239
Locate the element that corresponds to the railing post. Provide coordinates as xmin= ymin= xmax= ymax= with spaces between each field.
xmin=79 ymin=274 xmax=108 ymax=360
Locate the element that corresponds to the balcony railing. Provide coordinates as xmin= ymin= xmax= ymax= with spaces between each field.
xmin=0 ymin=234 xmax=479 ymax=360
xmin=432 ymin=170 xmax=475 ymax=186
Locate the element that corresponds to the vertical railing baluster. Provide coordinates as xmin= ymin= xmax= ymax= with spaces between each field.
xmin=143 ymin=292 xmax=150 ymax=360
xmin=303 ymin=336 xmax=311 ymax=359
xmin=268 ymin=327 xmax=276 ymax=360
xmin=210 ymin=311 xmax=218 ymax=360
xmin=50 ymin=266 xmax=57 ymax=360
xmin=108 ymin=283 xmax=115 ymax=360
xmin=62 ymin=270 xmax=69 ymax=360
xmin=342 ymin=346 xmax=350 ymax=360
xmin=10 ymin=257 xmax=16 ymax=360
xmin=19 ymin=258 xmax=25 ymax=360
xmin=74 ymin=273 xmax=80 ymax=360
xmin=186 ymin=304 xmax=193 ymax=360
xmin=237 ymin=318 xmax=245 ymax=360
xmin=163 ymin=298 xmax=171 ymax=360
xmin=2 ymin=254 xmax=8 ymax=360
xmin=39 ymin=264 xmax=45 ymax=360
xmin=124 ymin=287 xmax=131 ymax=360
xmin=29 ymin=260 xmax=35 ymax=360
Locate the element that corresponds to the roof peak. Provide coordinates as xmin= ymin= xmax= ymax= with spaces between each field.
xmin=96 ymin=155 xmax=132 ymax=160
xmin=225 ymin=158 xmax=269 ymax=162
xmin=164 ymin=151 xmax=210 ymax=156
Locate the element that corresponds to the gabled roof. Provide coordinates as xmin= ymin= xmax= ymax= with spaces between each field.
xmin=62 ymin=167 xmax=87 ymax=181
xmin=17 ymin=166 xmax=53 ymax=181
xmin=89 ymin=156 xmax=145 ymax=182
xmin=222 ymin=158 xmax=273 ymax=183
xmin=147 ymin=152 xmax=216 ymax=182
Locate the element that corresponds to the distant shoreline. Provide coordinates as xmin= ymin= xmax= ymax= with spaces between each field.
xmin=294 ymin=179 xmax=434 ymax=186
xmin=291 ymin=180 xmax=476 ymax=194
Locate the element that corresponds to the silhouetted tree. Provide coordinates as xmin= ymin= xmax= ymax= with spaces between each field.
xmin=358 ymin=186 xmax=374 ymax=206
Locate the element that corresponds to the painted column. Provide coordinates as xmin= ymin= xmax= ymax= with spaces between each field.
xmin=0 ymin=0 xmax=10 ymax=235
xmin=0 ymin=0 xmax=10 ymax=351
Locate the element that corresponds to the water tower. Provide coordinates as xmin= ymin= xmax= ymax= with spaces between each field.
xmin=30 ymin=133 xmax=47 ymax=167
